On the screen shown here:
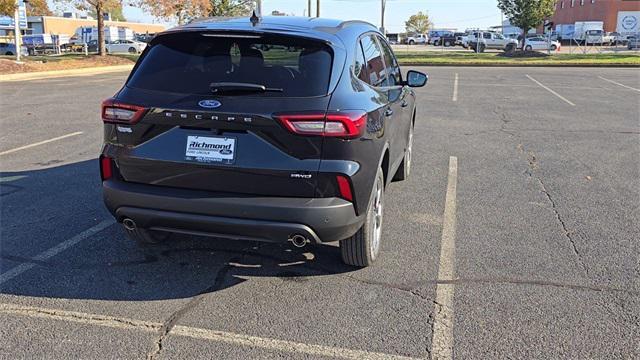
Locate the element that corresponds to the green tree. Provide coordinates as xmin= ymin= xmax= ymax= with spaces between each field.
xmin=208 ymin=0 xmax=253 ymax=17
xmin=497 ymin=0 xmax=555 ymax=49
xmin=405 ymin=11 xmax=432 ymax=35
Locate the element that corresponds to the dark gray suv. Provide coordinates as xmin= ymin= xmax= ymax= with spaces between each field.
xmin=100 ymin=15 xmax=427 ymax=267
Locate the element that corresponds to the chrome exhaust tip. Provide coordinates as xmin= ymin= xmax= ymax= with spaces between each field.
xmin=289 ymin=234 xmax=308 ymax=248
xmin=122 ymin=218 xmax=136 ymax=231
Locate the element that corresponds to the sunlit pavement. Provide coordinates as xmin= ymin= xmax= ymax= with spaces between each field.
xmin=1 ymin=67 xmax=638 ymax=358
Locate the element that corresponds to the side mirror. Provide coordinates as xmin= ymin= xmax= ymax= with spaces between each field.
xmin=406 ymin=70 xmax=428 ymax=87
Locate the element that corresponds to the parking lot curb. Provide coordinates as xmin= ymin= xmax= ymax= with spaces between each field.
xmin=0 ymin=64 xmax=134 ymax=82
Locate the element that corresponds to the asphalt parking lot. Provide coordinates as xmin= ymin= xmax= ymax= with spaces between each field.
xmin=1 ymin=66 xmax=638 ymax=359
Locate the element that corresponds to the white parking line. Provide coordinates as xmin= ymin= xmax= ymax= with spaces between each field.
xmin=431 ymin=156 xmax=458 ymax=360
xmin=598 ymin=76 xmax=640 ymax=92
xmin=0 ymin=220 xmax=114 ymax=286
xmin=526 ymin=75 xmax=575 ymax=106
xmin=0 ymin=132 xmax=83 ymax=156
xmin=452 ymin=73 xmax=459 ymax=102
xmin=0 ymin=303 xmax=419 ymax=360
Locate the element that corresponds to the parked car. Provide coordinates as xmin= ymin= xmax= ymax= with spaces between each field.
xmin=105 ymin=39 xmax=147 ymax=54
xmin=100 ymin=16 xmax=428 ymax=267
xmin=433 ymin=33 xmax=457 ymax=47
xmin=406 ymin=33 xmax=427 ymax=45
xmin=467 ymin=32 xmax=518 ymax=53
xmin=628 ymin=36 xmax=640 ymax=50
xmin=0 ymin=42 xmax=28 ymax=56
xmin=585 ymin=29 xmax=612 ymax=45
xmin=609 ymin=32 xmax=627 ymax=45
xmin=524 ymin=37 xmax=561 ymax=51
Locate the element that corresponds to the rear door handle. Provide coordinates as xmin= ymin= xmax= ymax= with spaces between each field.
xmin=401 ymin=100 xmax=409 ymax=108
xmin=385 ymin=108 xmax=394 ymax=117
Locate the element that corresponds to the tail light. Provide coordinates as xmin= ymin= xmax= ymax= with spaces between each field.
xmin=336 ymin=175 xmax=353 ymax=202
xmin=100 ymin=156 xmax=113 ymax=181
xmin=275 ymin=111 xmax=367 ymax=138
xmin=102 ymin=98 xmax=147 ymax=124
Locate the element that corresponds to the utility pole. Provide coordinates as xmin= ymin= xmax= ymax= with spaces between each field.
xmin=308 ymin=0 xmax=312 ymax=17
xmin=256 ymin=0 xmax=262 ymax=16
xmin=316 ymin=0 xmax=320 ymax=18
xmin=380 ymin=0 xmax=386 ymax=35
xmin=13 ymin=0 xmax=21 ymax=62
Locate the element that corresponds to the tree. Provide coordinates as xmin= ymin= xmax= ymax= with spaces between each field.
xmin=208 ymin=0 xmax=253 ymax=17
xmin=0 ymin=0 xmax=16 ymax=16
xmin=405 ymin=11 xmax=432 ymax=35
xmin=57 ymin=0 xmax=122 ymax=56
xmin=89 ymin=3 xmax=126 ymax=21
xmin=497 ymin=0 xmax=555 ymax=49
xmin=136 ymin=0 xmax=253 ymax=25
xmin=26 ymin=0 xmax=52 ymax=16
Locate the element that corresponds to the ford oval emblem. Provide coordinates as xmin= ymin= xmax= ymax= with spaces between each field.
xmin=198 ymin=99 xmax=222 ymax=109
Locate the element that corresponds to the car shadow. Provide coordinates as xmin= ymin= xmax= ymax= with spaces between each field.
xmin=0 ymin=159 xmax=356 ymax=302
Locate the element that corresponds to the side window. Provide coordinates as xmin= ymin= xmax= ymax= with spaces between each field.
xmin=483 ymin=33 xmax=492 ymax=39
xmin=353 ymin=41 xmax=368 ymax=83
xmin=377 ymin=36 xmax=401 ymax=87
xmin=360 ymin=34 xmax=385 ymax=87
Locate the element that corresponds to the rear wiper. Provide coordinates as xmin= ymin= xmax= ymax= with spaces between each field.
xmin=209 ymin=82 xmax=283 ymax=94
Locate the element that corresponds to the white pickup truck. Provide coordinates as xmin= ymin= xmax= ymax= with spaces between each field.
xmin=467 ymin=32 xmax=518 ymax=52
xmin=406 ymin=34 xmax=428 ymax=45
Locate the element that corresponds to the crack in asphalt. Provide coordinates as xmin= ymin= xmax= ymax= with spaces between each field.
xmin=0 ymin=304 xmax=161 ymax=331
xmin=521 ymin=148 xmax=589 ymax=275
xmin=146 ymin=258 xmax=238 ymax=360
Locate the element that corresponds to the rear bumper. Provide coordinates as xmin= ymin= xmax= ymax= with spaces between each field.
xmin=103 ymin=180 xmax=364 ymax=244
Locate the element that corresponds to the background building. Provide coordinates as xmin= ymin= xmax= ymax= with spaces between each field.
xmin=27 ymin=16 xmax=166 ymax=37
xmin=552 ymin=0 xmax=640 ymax=33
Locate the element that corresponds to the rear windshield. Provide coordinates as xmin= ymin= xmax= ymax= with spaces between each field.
xmin=127 ymin=32 xmax=333 ymax=97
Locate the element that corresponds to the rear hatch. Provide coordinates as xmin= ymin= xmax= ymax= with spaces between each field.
xmin=106 ymin=31 xmax=335 ymax=197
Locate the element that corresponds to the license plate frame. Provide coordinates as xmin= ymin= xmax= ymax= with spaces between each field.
xmin=185 ymin=135 xmax=236 ymax=165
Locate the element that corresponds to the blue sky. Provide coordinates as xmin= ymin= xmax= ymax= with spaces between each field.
xmin=51 ymin=0 xmax=503 ymax=33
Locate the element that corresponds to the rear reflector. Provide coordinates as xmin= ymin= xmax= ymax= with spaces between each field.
xmin=275 ymin=111 xmax=367 ymax=138
xmin=102 ymin=98 xmax=147 ymax=124
xmin=100 ymin=156 xmax=112 ymax=181
xmin=336 ymin=175 xmax=353 ymax=202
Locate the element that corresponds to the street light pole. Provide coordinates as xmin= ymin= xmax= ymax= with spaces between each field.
xmin=308 ymin=0 xmax=312 ymax=17
xmin=316 ymin=0 xmax=320 ymax=18
xmin=13 ymin=0 xmax=21 ymax=62
xmin=256 ymin=0 xmax=262 ymax=16
xmin=380 ymin=0 xmax=386 ymax=35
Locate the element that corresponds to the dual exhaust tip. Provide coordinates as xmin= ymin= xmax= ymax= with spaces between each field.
xmin=122 ymin=218 xmax=136 ymax=231
xmin=288 ymin=234 xmax=309 ymax=248
xmin=123 ymin=218 xmax=309 ymax=248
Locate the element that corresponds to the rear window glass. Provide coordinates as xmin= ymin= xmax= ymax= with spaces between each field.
xmin=128 ymin=32 xmax=333 ymax=97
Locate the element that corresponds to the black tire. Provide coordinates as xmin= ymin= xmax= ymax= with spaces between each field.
xmin=434 ymin=40 xmax=441 ymax=46
xmin=123 ymin=224 xmax=173 ymax=246
xmin=525 ymin=45 xmax=533 ymax=51
xmin=551 ymin=44 xmax=557 ymax=51
xmin=6 ymin=51 xmax=13 ymax=56
xmin=128 ymin=47 xmax=137 ymax=53
xmin=393 ymin=123 xmax=413 ymax=182
xmin=505 ymin=43 xmax=515 ymax=53
xmin=340 ymin=168 xmax=385 ymax=267
xmin=409 ymin=40 xmax=415 ymax=45
xmin=444 ymin=40 xmax=451 ymax=47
